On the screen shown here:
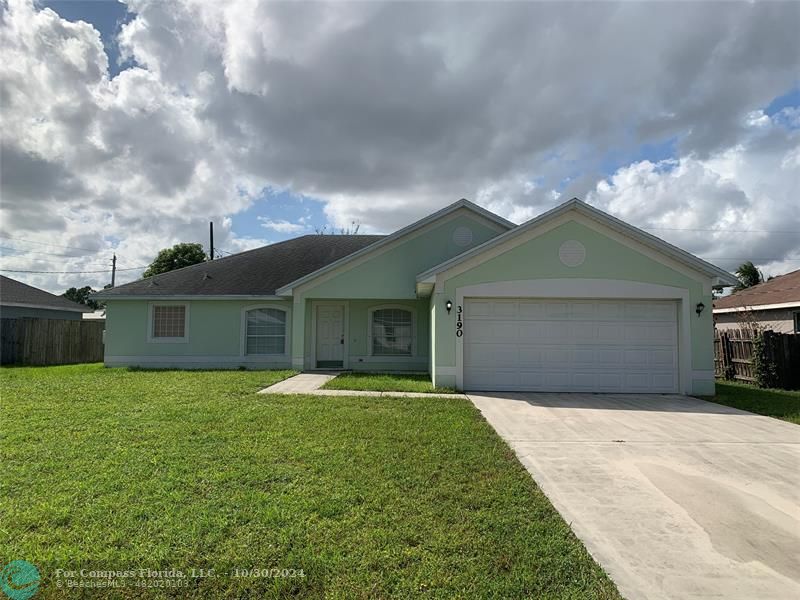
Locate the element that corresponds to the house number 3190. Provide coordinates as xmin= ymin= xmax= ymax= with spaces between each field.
xmin=456 ymin=305 xmax=464 ymax=337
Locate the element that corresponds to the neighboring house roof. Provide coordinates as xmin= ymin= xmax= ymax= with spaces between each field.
xmin=94 ymin=235 xmax=384 ymax=298
xmin=713 ymin=269 xmax=800 ymax=313
xmin=82 ymin=309 xmax=107 ymax=320
xmin=274 ymin=198 xmax=515 ymax=295
xmin=416 ymin=198 xmax=739 ymax=287
xmin=0 ymin=275 xmax=91 ymax=313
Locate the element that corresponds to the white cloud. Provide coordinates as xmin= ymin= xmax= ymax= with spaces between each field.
xmin=585 ymin=112 xmax=800 ymax=277
xmin=257 ymin=218 xmax=306 ymax=234
xmin=1 ymin=0 xmax=799 ymax=293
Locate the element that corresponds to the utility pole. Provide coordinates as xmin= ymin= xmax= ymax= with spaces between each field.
xmin=111 ymin=254 xmax=117 ymax=287
xmin=209 ymin=221 xmax=214 ymax=260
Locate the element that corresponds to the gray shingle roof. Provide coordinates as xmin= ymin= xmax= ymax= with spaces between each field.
xmin=0 ymin=275 xmax=91 ymax=312
xmin=713 ymin=268 xmax=800 ymax=310
xmin=95 ymin=235 xmax=384 ymax=298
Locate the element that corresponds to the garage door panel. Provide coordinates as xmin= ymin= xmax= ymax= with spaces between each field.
xmin=518 ymin=346 xmax=544 ymax=364
xmin=468 ymin=343 xmax=518 ymax=365
xmin=464 ymin=298 xmax=679 ymax=393
xmin=595 ymin=302 xmax=624 ymax=319
xmin=653 ymin=373 xmax=678 ymax=389
xmin=543 ymin=348 xmax=571 ymax=364
xmin=470 ymin=320 xmax=517 ymax=341
xmin=518 ymin=372 xmax=545 ymax=388
xmin=597 ymin=324 xmax=624 ymax=343
xmin=518 ymin=302 xmax=543 ymax=318
xmin=543 ymin=302 xmax=569 ymax=318
xmin=518 ymin=321 xmax=548 ymax=338
xmin=490 ymin=302 xmax=517 ymax=318
xmin=465 ymin=301 xmax=492 ymax=317
xmin=597 ymin=349 xmax=623 ymax=365
xmin=651 ymin=349 xmax=676 ymax=367
xmin=623 ymin=349 xmax=647 ymax=366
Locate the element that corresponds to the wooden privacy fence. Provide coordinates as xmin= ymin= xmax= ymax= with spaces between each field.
xmin=1 ymin=318 xmax=104 ymax=366
xmin=714 ymin=329 xmax=800 ymax=390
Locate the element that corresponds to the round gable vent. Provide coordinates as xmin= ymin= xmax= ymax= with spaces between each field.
xmin=559 ymin=240 xmax=586 ymax=267
xmin=452 ymin=226 xmax=473 ymax=247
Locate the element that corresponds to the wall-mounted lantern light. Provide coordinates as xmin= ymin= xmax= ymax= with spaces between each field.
xmin=696 ymin=302 xmax=705 ymax=316
xmin=446 ymin=300 xmax=453 ymax=314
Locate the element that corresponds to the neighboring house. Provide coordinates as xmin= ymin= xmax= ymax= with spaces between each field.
xmin=82 ymin=309 xmax=107 ymax=323
xmin=713 ymin=269 xmax=800 ymax=334
xmin=95 ymin=198 xmax=737 ymax=395
xmin=0 ymin=275 xmax=91 ymax=320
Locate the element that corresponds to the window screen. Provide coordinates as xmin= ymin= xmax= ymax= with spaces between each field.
xmin=152 ymin=305 xmax=186 ymax=338
xmin=372 ymin=308 xmax=413 ymax=356
xmin=246 ymin=308 xmax=286 ymax=355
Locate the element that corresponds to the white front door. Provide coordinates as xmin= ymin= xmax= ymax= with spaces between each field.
xmin=463 ymin=298 xmax=679 ymax=393
xmin=316 ymin=304 xmax=345 ymax=368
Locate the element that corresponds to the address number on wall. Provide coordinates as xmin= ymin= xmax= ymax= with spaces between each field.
xmin=456 ymin=305 xmax=464 ymax=337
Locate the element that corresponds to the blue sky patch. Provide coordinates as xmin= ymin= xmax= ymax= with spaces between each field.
xmin=42 ymin=0 xmax=133 ymax=76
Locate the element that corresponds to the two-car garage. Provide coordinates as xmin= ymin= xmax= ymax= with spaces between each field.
xmin=463 ymin=298 xmax=679 ymax=393
xmin=421 ymin=199 xmax=738 ymax=396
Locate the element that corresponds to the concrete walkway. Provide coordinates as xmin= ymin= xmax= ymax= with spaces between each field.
xmin=259 ymin=372 xmax=463 ymax=398
xmin=469 ymin=392 xmax=800 ymax=600
xmin=259 ymin=372 xmax=337 ymax=394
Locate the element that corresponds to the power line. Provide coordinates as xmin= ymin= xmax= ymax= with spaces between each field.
xmin=644 ymin=227 xmax=799 ymax=234
xmin=0 ymin=235 xmax=102 ymax=253
xmin=0 ymin=248 xmax=112 ymax=267
xmin=0 ymin=245 xmax=94 ymax=259
xmin=700 ymin=257 xmax=800 ymax=262
xmin=0 ymin=266 xmax=147 ymax=274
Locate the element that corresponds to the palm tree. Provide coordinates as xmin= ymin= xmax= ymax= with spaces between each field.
xmin=734 ymin=261 xmax=763 ymax=290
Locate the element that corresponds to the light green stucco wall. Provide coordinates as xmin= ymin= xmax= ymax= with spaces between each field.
xmin=104 ymin=299 xmax=293 ymax=368
xmin=432 ymin=220 xmax=715 ymax=394
xmin=299 ymin=213 xmax=503 ymax=300
xmin=299 ymin=298 xmax=429 ymax=371
xmin=290 ymin=210 xmax=506 ymax=366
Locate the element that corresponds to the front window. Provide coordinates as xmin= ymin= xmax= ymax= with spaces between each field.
xmin=371 ymin=308 xmax=413 ymax=356
xmin=794 ymin=311 xmax=800 ymax=334
xmin=151 ymin=305 xmax=186 ymax=339
xmin=246 ymin=308 xmax=286 ymax=355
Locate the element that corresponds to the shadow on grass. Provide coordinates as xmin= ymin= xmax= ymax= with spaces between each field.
xmin=703 ymin=381 xmax=800 ymax=425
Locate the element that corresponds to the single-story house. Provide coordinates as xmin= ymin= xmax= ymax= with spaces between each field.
xmin=713 ymin=269 xmax=800 ymax=333
xmin=82 ymin=309 xmax=107 ymax=323
xmin=0 ymin=275 xmax=91 ymax=320
xmin=95 ymin=198 xmax=737 ymax=395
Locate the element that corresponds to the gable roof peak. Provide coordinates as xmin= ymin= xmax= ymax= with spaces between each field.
xmin=416 ymin=196 xmax=739 ymax=286
xmin=274 ymin=198 xmax=515 ymax=295
xmin=0 ymin=274 xmax=91 ymax=312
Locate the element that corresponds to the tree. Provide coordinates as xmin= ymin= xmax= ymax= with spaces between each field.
xmin=62 ymin=286 xmax=101 ymax=310
xmin=734 ymin=261 xmax=764 ymax=290
xmin=314 ymin=220 xmax=361 ymax=235
xmin=143 ymin=243 xmax=207 ymax=278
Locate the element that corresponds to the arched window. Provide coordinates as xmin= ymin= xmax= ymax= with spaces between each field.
xmin=245 ymin=308 xmax=287 ymax=355
xmin=370 ymin=307 xmax=414 ymax=356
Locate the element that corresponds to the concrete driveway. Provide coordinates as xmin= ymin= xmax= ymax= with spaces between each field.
xmin=468 ymin=392 xmax=800 ymax=600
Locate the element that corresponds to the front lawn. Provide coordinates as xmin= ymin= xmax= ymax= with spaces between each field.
xmin=322 ymin=372 xmax=457 ymax=394
xmin=707 ymin=380 xmax=800 ymax=424
xmin=0 ymin=364 xmax=619 ymax=599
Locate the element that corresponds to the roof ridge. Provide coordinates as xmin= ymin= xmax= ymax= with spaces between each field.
xmin=93 ymin=233 xmax=386 ymax=298
xmin=100 ymin=233 xmax=386 ymax=294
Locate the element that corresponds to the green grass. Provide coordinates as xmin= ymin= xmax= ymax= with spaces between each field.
xmin=0 ymin=364 xmax=620 ymax=599
xmin=705 ymin=380 xmax=800 ymax=424
xmin=321 ymin=372 xmax=457 ymax=394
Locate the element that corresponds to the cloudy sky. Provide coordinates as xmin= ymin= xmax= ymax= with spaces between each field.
xmin=1 ymin=0 xmax=798 ymax=293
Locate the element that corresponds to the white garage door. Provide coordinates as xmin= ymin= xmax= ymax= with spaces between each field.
xmin=463 ymin=298 xmax=678 ymax=393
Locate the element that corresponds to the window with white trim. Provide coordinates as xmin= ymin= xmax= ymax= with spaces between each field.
xmin=371 ymin=308 xmax=413 ymax=356
xmin=794 ymin=311 xmax=800 ymax=334
xmin=246 ymin=308 xmax=286 ymax=355
xmin=151 ymin=305 xmax=186 ymax=338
